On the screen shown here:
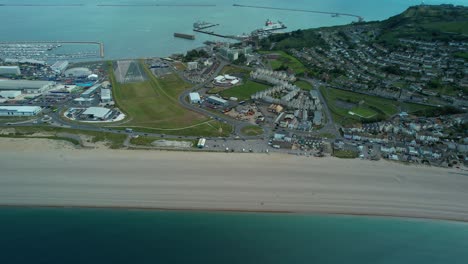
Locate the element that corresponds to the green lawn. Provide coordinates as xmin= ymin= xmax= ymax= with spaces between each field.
xmin=220 ymin=65 xmax=252 ymax=76
xmin=109 ymin=60 xmax=232 ymax=137
xmin=455 ymin=52 xmax=468 ymax=60
xmin=349 ymin=107 xmax=378 ymax=118
xmin=219 ymin=80 xmax=270 ymax=101
xmin=334 ymin=150 xmax=358 ymax=159
xmin=240 ymin=125 xmax=264 ymax=136
xmin=319 ymin=87 xmax=436 ymax=125
xmin=423 ymin=21 xmax=468 ymax=35
xmin=294 ymin=80 xmax=313 ymax=91
xmin=130 ymin=136 xmax=195 ymax=147
xmin=260 ymin=51 xmax=307 ymax=75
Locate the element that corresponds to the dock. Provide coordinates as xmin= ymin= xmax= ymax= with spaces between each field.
xmin=0 ymin=41 xmax=105 ymax=58
xmin=174 ymin=33 xmax=195 ymax=40
xmin=193 ymin=29 xmax=246 ymax=41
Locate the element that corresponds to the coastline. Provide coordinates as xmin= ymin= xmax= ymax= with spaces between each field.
xmin=1 ymin=137 xmax=468 ymax=222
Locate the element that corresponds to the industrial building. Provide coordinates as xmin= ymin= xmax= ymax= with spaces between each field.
xmin=51 ymin=61 xmax=69 ymax=74
xmin=81 ymin=83 xmax=101 ymax=98
xmin=189 ymin=92 xmax=201 ymax=104
xmin=187 ymin=62 xmax=198 ymax=71
xmin=81 ymin=107 xmax=112 ymax=120
xmin=0 ymin=90 xmax=21 ymax=99
xmin=0 ymin=66 xmax=21 ymax=76
xmin=101 ymin=88 xmax=112 ymax=103
xmin=0 ymin=106 xmax=42 ymax=116
xmin=64 ymin=67 xmax=92 ymax=78
xmin=0 ymin=80 xmax=54 ymax=94
xmin=207 ymin=95 xmax=229 ymax=107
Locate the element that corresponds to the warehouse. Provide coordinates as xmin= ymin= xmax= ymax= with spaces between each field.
xmin=81 ymin=107 xmax=112 ymax=120
xmin=0 ymin=106 xmax=42 ymax=116
xmin=64 ymin=67 xmax=92 ymax=78
xmin=101 ymin=88 xmax=112 ymax=103
xmin=207 ymin=95 xmax=229 ymax=107
xmin=51 ymin=61 xmax=69 ymax=74
xmin=0 ymin=80 xmax=54 ymax=94
xmin=0 ymin=90 xmax=21 ymax=99
xmin=189 ymin=92 xmax=201 ymax=104
xmin=0 ymin=66 xmax=21 ymax=76
xmin=81 ymin=83 xmax=101 ymax=98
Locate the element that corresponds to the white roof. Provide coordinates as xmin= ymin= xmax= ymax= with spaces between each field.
xmin=101 ymin=89 xmax=111 ymax=99
xmin=224 ymin=75 xmax=237 ymax=80
xmin=0 ymin=106 xmax=41 ymax=112
xmin=214 ymin=76 xmax=224 ymax=81
xmin=189 ymin=92 xmax=201 ymax=101
xmin=82 ymin=107 xmax=111 ymax=118
xmin=231 ymin=79 xmax=240 ymax=85
xmin=0 ymin=90 xmax=21 ymax=97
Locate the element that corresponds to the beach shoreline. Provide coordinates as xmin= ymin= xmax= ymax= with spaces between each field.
xmin=1 ymin=137 xmax=468 ymax=222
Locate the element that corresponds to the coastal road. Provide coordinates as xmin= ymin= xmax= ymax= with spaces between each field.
xmin=1 ymin=143 xmax=468 ymax=222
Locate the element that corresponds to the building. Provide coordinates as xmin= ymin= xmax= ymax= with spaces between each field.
xmin=81 ymin=83 xmax=102 ymax=98
xmin=313 ymin=111 xmax=322 ymax=126
xmin=0 ymin=90 xmax=21 ymax=99
xmin=81 ymin=107 xmax=112 ymax=120
xmin=64 ymin=67 xmax=92 ymax=78
xmin=220 ymin=47 xmax=239 ymax=61
xmin=51 ymin=61 xmax=69 ymax=74
xmin=207 ymin=96 xmax=229 ymax=107
xmin=213 ymin=75 xmax=240 ymax=87
xmin=0 ymin=80 xmax=54 ymax=94
xmin=100 ymin=88 xmax=112 ymax=103
xmin=0 ymin=106 xmax=41 ymax=116
xmin=189 ymin=92 xmax=201 ymax=104
xmin=0 ymin=66 xmax=21 ymax=76
xmin=87 ymin=74 xmax=99 ymax=81
xmin=187 ymin=62 xmax=198 ymax=71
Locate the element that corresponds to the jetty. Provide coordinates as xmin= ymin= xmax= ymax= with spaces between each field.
xmin=233 ymin=4 xmax=364 ymax=22
xmin=174 ymin=33 xmax=195 ymax=40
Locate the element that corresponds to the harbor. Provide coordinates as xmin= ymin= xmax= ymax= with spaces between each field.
xmin=0 ymin=41 xmax=105 ymax=61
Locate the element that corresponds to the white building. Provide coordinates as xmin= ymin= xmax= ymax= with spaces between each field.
xmin=0 ymin=80 xmax=54 ymax=94
xmin=64 ymin=67 xmax=92 ymax=78
xmin=0 ymin=66 xmax=21 ymax=75
xmin=81 ymin=107 xmax=112 ymax=120
xmin=189 ymin=92 xmax=201 ymax=104
xmin=51 ymin=61 xmax=69 ymax=74
xmin=187 ymin=62 xmax=198 ymax=71
xmin=101 ymin=88 xmax=112 ymax=103
xmin=213 ymin=75 xmax=240 ymax=87
xmin=0 ymin=90 xmax=21 ymax=99
xmin=207 ymin=96 xmax=228 ymax=106
xmin=88 ymin=74 xmax=99 ymax=81
xmin=0 ymin=106 xmax=42 ymax=116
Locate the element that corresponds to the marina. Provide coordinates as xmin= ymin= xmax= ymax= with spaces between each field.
xmin=0 ymin=41 xmax=104 ymax=61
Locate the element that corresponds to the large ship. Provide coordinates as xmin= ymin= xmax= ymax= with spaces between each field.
xmin=262 ymin=19 xmax=287 ymax=31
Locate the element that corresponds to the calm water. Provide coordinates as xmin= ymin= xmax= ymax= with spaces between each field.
xmin=1 ymin=0 xmax=466 ymax=59
xmin=0 ymin=207 xmax=468 ymax=264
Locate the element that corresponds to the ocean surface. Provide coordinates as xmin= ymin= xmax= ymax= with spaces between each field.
xmin=1 ymin=0 xmax=467 ymax=60
xmin=0 ymin=207 xmax=468 ymax=264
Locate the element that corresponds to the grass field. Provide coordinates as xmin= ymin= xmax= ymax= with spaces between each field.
xmin=219 ymin=80 xmax=270 ymax=101
xmin=319 ymin=87 xmax=436 ymax=125
xmin=334 ymin=150 xmax=358 ymax=159
xmin=109 ymin=61 xmax=232 ymax=137
xmin=220 ymin=65 xmax=252 ymax=76
xmin=260 ymin=51 xmax=307 ymax=75
xmin=455 ymin=52 xmax=468 ymax=60
xmin=240 ymin=125 xmax=264 ymax=136
xmin=130 ymin=136 xmax=195 ymax=147
xmin=294 ymin=80 xmax=313 ymax=91
xmin=349 ymin=107 xmax=378 ymax=118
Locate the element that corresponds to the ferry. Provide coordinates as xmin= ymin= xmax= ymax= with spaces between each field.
xmin=262 ymin=19 xmax=287 ymax=31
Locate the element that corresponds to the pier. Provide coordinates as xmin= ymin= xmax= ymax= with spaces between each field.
xmin=193 ymin=29 xmax=246 ymax=41
xmin=233 ymin=4 xmax=364 ymax=22
xmin=0 ymin=41 xmax=105 ymax=58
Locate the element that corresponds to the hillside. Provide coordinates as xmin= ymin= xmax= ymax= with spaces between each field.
xmin=378 ymin=4 xmax=468 ymax=44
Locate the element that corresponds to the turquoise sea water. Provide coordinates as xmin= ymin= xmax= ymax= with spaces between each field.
xmin=1 ymin=0 xmax=466 ymax=59
xmin=1 ymin=207 xmax=468 ymax=264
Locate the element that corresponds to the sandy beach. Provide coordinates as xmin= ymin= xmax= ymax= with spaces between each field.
xmin=1 ymin=137 xmax=468 ymax=221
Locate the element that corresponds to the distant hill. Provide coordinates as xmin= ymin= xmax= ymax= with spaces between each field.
xmin=378 ymin=4 xmax=468 ymax=43
xmin=259 ymin=4 xmax=468 ymax=50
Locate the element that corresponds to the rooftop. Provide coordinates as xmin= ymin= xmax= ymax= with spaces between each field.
xmin=0 ymin=106 xmax=42 ymax=112
xmin=0 ymin=79 xmax=54 ymax=90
